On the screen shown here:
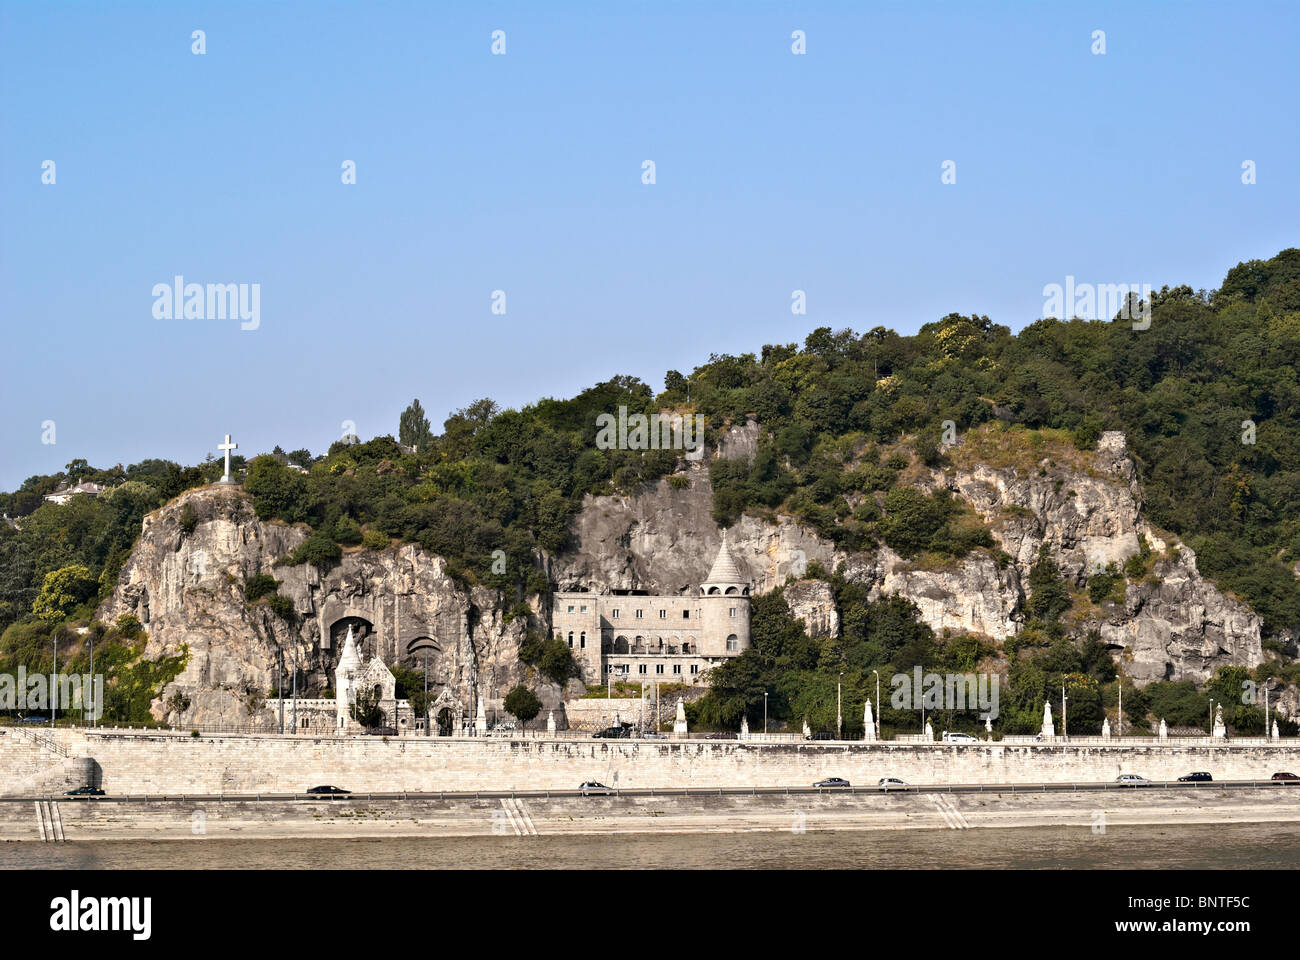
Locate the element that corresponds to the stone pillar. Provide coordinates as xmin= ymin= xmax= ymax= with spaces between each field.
xmin=1041 ymin=702 xmax=1055 ymax=739
xmin=673 ymin=697 xmax=688 ymax=736
xmin=863 ymin=699 xmax=877 ymax=743
xmin=1212 ymin=703 xmax=1226 ymax=740
xmin=923 ymin=720 xmax=934 ymax=742
xmin=1102 ymin=717 xmax=1111 ymax=740
xmin=984 ymin=716 xmax=993 ymax=740
xmin=1158 ymin=718 xmax=1168 ymax=741
xmin=546 ymin=710 xmax=556 ymax=736
xmin=1272 ymin=720 xmax=1281 ymax=741
xmin=739 ymin=715 xmax=749 ymax=740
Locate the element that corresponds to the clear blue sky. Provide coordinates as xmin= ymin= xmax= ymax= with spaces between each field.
xmin=2 ymin=0 xmax=1297 ymax=490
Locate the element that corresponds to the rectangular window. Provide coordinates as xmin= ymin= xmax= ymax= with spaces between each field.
xmin=638 ymin=664 xmax=647 ymax=675
xmin=672 ymin=664 xmax=681 ymax=674
xmin=656 ymin=664 xmax=664 ymax=675
xmin=580 ymin=636 xmax=585 ymax=649
xmin=567 ymin=605 xmax=574 ymax=613
xmin=635 ymin=609 xmax=643 ymax=619
xmin=683 ymin=610 xmax=690 ymax=619
xmin=612 ymin=609 xmax=619 ymax=619
xmin=690 ymin=665 xmax=699 ymax=675
xmin=659 ymin=609 xmax=666 ymax=619
xmin=580 ymin=605 xmax=587 ymax=613
xmin=729 ymin=607 xmax=736 ymax=617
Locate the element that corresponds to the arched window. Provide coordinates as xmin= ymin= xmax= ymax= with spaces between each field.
xmin=580 ymin=631 xmax=586 ymax=649
xmin=568 ymin=631 xmax=574 ymax=648
xmin=726 ymin=634 xmax=738 ymax=652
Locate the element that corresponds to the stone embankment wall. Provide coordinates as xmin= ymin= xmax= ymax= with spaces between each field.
xmin=5 ymin=730 xmax=1300 ymax=796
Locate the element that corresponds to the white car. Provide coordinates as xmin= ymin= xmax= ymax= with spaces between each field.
xmin=1116 ymin=774 xmax=1150 ymax=785
xmin=941 ymin=731 xmax=980 ymax=743
xmin=579 ymin=781 xmax=613 ymax=796
xmin=878 ymin=777 xmax=909 ymax=791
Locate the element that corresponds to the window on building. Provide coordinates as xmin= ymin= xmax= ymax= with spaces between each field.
xmin=729 ymin=607 xmax=736 ymax=617
xmin=659 ymin=609 xmax=666 ymax=619
xmin=726 ymin=634 xmax=738 ymax=651
xmin=567 ymin=605 xmax=574 ymax=613
xmin=568 ymin=632 xmax=574 ymax=648
xmin=655 ymin=664 xmax=664 ymax=675
xmin=690 ymin=665 xmax=699 ymax=675
xmin=672 ymin=664 xmax=681 ymax=674
xmin=612 ymin=609 xmax=620 ymax=619
xmin=638 ymin=664 xmax=647 ymax=675
xmin=580 ymin=632 xmax=586 ymax=649
xmin=580 ymin=605 xmax=587 ymax=613
xmin=683 ymin=610 xmax=690 ymax=619
xmin=635 ymin=609 xmax=644 ymax=619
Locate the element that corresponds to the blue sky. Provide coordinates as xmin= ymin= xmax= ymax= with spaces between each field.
xmin=1 ymin=0 xmax=1297 ymax=490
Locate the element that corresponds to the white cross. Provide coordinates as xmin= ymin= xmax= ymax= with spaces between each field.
xmin=218 ymin=434 xmax=238 ymax=481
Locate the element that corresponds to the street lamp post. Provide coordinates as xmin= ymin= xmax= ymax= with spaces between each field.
xmin=51 ymin=632 xmax=57 ymax=728
xmin=1209 ymin=699 xmax=1215 ymax=736
xmin=764 ymin=691 xmax=768 ymax=736
xmin=89 ymin=632 xmax=95 ymax=728
xmin=872 ymin=670 xmax=880 ymax=738
xmin=1265 ymin=679 xmax=1271 ymax=739
xmin=1117 ymin=683 xmax=1122 ymax=738
xmin=1061 ymin=685 xmax=1068 ymax=741
xmin=837 ymin=673 xmax=843 ymax=740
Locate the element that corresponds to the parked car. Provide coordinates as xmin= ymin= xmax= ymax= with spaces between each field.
xmin=941 ymin=731 xmax=980 ymax=743
xmin=363 ymin=726 xmax=398 ymax=737
xmin=20 ymin=715 xmax=48 ymax=724
xmin=1271 ymin=772 xmax=1299 ymax=782
xmin=1116 ymin=774 xmax=1150 ymax=785
xmin=643 ymin=732 xmax=668 ymax=740
xmin=1177 ymin=772 xmax=1213 ymax=782
xmin=878 ymin=777 xmax=909 ymax=791
xmin=805 ymin=732 xmax=836 ymax=741
xmin=814 ymin=777 xmax=851 ymax=788
xmin=579 ymin=781 xmax=613 ymax=796
xmin=65 ymin=786 xmax=105 ymax=796
xmin=592 ymin=726 xmax=629 ymax=739
xmin=306 ymin=785 xmax=351 ymax=795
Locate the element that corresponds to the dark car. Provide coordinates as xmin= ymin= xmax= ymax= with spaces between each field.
xmin=65 ymin=786 xmax=105 ymax=796
xmin=20 ymin=715 xmax=48 ymax=724
xmin=364 ymin=726 xmax=398 ymax=736
xmin=592 ymin=726 xmax=629 ymax=739
xmin=1271 ymin=772 xmax=1300 ymax=782
xmin=814 ymin=777 xmax=851 ymax=788
xmin=579 ymin=781 xmax=613 ymax=796
xmin=1177 ymin=772 xmax=1213 ymax=782
xmin=306 ymin=785 xmax=351 ymax=795
xmin=805 ymin=732 xmax=836 ymax=741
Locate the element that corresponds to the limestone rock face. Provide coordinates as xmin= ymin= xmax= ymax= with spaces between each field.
xmin=99 ymin=487 xmax=539 ymax=728
xmin=783 ymin=579 xmax=839 ymax=639
xmin=1099 ymin=542 xmax=1264 ymax=684
xmin=874 ymin=547 xmax=1022 ymax=639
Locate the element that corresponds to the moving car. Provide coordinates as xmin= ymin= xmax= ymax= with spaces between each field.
xmin=878 ymin=777 xmax=909 ymax=791
xmin=1177 ymin=772 xmax=1213 ymax=782
xmin=1116 ymin=774 xmax=1149 ymax=785
xmin=643 ymin=732 xmax=668 ymax=740
xmin=805 ymin=732 xmax=836 ymax=741
xmin=65 ymin=786 xmax=105 ymax=796
xmin=20 ymin=715 xmax=48 ymax=724
xmin=814 ymin=777 xmax=851 ymax=788
xmin=941 ymin=731 xmax=980 ymax=743
xmin=1271 ymin=771 xmax=1299 ymax=782
xmin=306 ymin=785 xmax=351 ymax=795
xmin=579 ymin=781 xmax=613 ymax=796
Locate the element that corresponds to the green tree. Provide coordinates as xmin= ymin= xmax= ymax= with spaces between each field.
xmin=32 ymin=565 xmax=97 ymax=622
xmin=503 ymin=684 xmax=543 ymax=730
xmin=399 ymin=398 xmax=434 ymax=454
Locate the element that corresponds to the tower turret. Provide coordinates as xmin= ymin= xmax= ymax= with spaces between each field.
xmin=699 ymin=530 xmax=750 ymax=657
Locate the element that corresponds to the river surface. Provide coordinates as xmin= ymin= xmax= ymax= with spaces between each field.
xmin=5 ymin=822 xmax=1299 ymax=869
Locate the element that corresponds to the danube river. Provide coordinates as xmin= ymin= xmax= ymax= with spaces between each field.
xmin=5 ymin=822 xmax=1299 ymax=869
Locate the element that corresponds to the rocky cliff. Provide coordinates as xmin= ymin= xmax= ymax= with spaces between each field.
xmin=101 ymin=428 xmax=1267 ymax=725
xmin=99 ymin=486 xmax=545 ymax=728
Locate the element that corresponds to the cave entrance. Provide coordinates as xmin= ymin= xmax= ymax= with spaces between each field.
xmin=330 ymin=616 xmax=374 ymax=652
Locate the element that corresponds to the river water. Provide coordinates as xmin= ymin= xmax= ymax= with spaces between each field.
xmin=5 ymin=822 xmax=1299 ymax=869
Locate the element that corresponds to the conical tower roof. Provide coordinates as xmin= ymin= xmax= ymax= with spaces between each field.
xmin=705 ymin=530 xmax=744 ymax=585
xmin=338 ymin=625 xmax=361 ymax=670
